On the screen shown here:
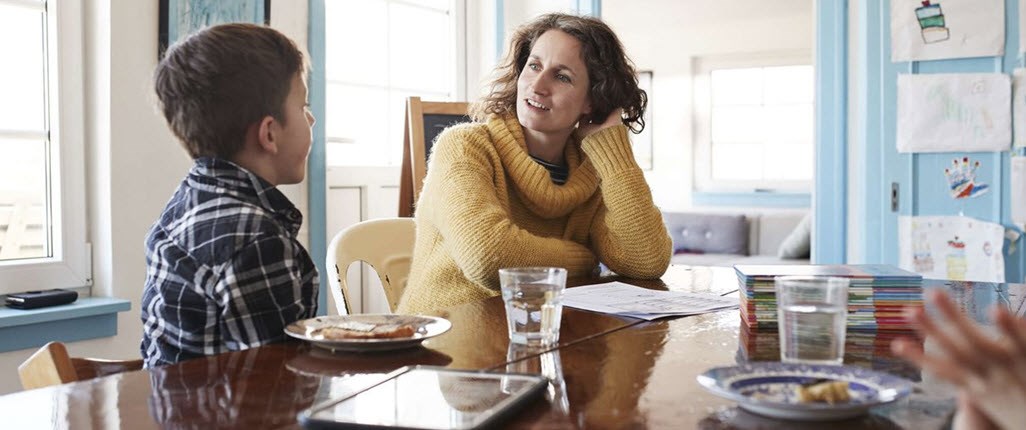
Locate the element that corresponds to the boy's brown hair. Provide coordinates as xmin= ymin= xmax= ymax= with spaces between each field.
xmin=154 ymin=23 xmax=306 ymax=159
xmin=471 ymin=13 xmax=647 ymax=133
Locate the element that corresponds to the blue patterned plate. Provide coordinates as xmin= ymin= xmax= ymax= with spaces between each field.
xmin=697 ymin=363 xmax=913 ymax=421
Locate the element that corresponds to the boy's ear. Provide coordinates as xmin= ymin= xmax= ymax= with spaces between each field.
xmin=256 ymin=115 xmax=278 ymax=154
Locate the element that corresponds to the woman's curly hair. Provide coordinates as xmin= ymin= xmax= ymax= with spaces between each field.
xmin=470 ymin=13 xmax=647 ymax=134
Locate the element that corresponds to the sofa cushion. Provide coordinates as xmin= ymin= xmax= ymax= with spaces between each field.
xmin=754 ymin=212 xmax=807 ymax=256
xmin=663 ymin=213 xmax=748 ymax=255
xmin=778 ymin=213 xmax=812 ymax=259
xmin=670 ymin=253 xmax=806 ymax=267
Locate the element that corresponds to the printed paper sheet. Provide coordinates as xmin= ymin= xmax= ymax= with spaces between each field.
xmin=1014 ymin=69 xmax=1026 ymax=147
xmin=899 ymin=216 xmax=1005 ymax=283
xmin=1012 ymin=156 xmax=1026 ymax=224
xmin=562 ymin=282 xmax=736 ymax=321
xmin=897 ymin=73 xmax=1011 ymax=153
xmin=891 ymin=0 xmax=1004 ymax=62
xmin=1021 ymin=0 xmax=1026 ymax=54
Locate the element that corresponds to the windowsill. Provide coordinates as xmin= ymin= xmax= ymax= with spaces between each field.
xmin=0 ymin=297 xmax=131 ymax=353
xmin=692 ymin=191 xmax=811 ymax=208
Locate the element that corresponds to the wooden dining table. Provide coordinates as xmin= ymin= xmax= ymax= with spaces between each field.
xmin=2 ymin=265 xmax=1024 ymax=429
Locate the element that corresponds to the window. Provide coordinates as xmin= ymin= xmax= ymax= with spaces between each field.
xmin=324 ymin=0 xmax=466 ymax=166
xmin=0 ymin=0 xmax=90 ymax=294
xmin=693 ymin=53 xmax=813 ymax=192
xmin=634 ymin=70 xmax=653 ymax=170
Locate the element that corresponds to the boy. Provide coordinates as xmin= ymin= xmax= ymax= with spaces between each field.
xmin=142 ymin=23 xmax=318 ymax=367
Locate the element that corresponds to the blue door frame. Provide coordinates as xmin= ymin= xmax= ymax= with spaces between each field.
xmin=814 ymin=0 xmax=849 ymax=264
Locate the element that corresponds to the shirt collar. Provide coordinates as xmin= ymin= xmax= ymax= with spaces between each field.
xmin=189 ymin=157 xmax=304 ymax=233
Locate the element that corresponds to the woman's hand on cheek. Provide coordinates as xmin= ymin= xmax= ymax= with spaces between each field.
xmin=577 ymin=108 xmax=624 ymax=139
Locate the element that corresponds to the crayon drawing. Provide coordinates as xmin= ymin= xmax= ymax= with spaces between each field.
xmin=1014 ymin=69 xmax=1026 ymax=148
xmin=944 ymin=157 xmax=988 ymax=199
xmin=1021 ymin=0 xmax=1026 ymax=54
xmin=897 ymin=73 xmax=1011 ymax=153
xmin=915 ymin=1 xmax=950 ymax=44
xmin=899 ymin=216 xmax=1005 ymax=283
xmin=891 ymin=0 xmax=1004 ymax=62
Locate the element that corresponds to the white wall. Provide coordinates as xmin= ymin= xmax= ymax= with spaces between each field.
xmin=466 ymin=0 xmax=576 ymax=100
xmin=0 ymin=0 xmax=310 ymax=396
xmin=602 ymin=0 xmax=814 ymax=211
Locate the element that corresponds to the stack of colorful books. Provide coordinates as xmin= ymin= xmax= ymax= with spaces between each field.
xmin=734 ymin=264 xmax=924 ymax=331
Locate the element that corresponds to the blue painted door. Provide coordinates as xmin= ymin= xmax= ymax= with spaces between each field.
xmin=859 ymin=0 xmax=1023 ymax=282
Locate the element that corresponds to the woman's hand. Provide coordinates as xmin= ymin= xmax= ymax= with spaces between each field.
xmin=891 ymin=289 xmax=1026 ymax=430
xmin=576 ymin=108 xmax=624 ymax=140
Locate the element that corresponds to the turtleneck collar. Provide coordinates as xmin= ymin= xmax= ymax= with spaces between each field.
xmin=486 ymin=113 xmax=599 ymax=218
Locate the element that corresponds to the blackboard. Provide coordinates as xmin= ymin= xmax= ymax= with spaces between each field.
xmin=399 ymin=98 xmax=471 ymax=217
xmin=422 ymin=114 xmax=473 ymax=159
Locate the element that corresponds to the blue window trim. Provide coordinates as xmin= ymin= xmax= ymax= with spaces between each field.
xmin=692 ymin=192 xmax=811 ymax=208
xmin=814 ymin=0 xmax=848 ymax=263
xmin=309 ymin=0 xmax=328 ymax=315
xmin=0 ymin=297 xmax=131 ymax=353
xmin=576 ymin=0 xmax=601 ymax=16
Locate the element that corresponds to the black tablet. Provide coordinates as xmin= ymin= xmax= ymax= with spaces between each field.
xmin=298 ymin=366 xmax=548 ymax=429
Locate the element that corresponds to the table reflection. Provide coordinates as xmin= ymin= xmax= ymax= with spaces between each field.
xmin=505 ymin=344 xmax=569 ymax=414
xmin=147 ymin=345 xmax=320 ymax=428
xmin=285 ymin=344 xmax=453 ymax=378
xmin=699 ymin=406 xmax=904 ymax=430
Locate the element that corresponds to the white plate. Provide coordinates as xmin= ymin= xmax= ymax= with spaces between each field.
xmin=697 ymin=362 xmax=913 ymax=421
xmin=285 ymin=314 xmax=451 ymax=352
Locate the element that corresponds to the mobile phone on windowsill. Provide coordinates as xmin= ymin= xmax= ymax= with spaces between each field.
xmin=5 ymin=289 xmax=78 ymax=309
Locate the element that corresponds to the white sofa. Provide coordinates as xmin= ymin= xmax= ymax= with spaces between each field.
xmin=662 ymin=210 xmax=810 ymax=267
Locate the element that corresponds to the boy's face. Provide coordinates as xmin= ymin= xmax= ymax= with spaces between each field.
xmin=275 ymin=73 xmax=315 ymax=184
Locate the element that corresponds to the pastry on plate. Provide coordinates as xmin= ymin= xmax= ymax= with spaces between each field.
xmin=316 ymin=321 xmax=417 ymax=340
xmin=796 ymin=379 xmax=850 ymax=404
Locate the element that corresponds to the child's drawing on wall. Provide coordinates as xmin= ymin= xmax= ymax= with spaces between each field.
xmin=899 ymin=216 xmax=1005 ymax=283
xmin=944 ymin=157 xmax=989 ymax=199
xmin=913 ymin=231 xmax=935 ymax=272
xmin=897 ymin=74 xmax=1011 ymax=153
xmin=946 ymin=235 xmax=968 ymax=280
xmin=891 ymin=0 xmax=1004 ymax=62
xmin=916 ymin=1 xmax=950 ymax=44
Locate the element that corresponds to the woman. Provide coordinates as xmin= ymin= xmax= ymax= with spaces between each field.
xmin=397 ymin=13 xmax=671 ymax=314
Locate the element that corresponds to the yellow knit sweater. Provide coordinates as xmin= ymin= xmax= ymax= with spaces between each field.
xmin=397 ymin=113 xmax=671 ymax=314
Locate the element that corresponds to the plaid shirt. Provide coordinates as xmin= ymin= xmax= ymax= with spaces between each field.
xmin=141 ymin=157 xmax=318 ymax=367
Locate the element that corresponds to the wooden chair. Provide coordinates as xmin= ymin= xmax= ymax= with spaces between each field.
xmin=398 ymin=96 xmax=471 ymax=217
xmin=18 ymin=341 xmax=143 ymax=390
xmin=326 ymin=217 xmax=417 ymax=314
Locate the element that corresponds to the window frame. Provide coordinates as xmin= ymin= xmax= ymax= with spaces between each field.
xmin=0 ymin=0 xmax=91 ymax=294
xmin=692 ymin=51 xmax=813 ymax=193
xmin=324 ymin=0 xmax=467 ymax=167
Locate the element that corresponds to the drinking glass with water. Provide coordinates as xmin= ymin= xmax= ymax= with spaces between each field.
xmin=499 ymin=267 xmax=567 ymax=347
xmin=775 ymin=276 xmax=849 ymax=365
